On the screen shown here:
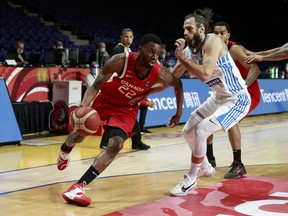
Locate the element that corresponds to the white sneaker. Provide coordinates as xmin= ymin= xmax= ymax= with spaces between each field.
xmin=62 ymin=183 xmax=92 ymax=207
xmin=169 ymin=174 xmax=197 ymax=196
xmin=197 ymin=163 xmax=216 ymax=178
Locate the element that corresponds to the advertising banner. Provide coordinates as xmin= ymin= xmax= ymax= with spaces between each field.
xmin=144 ymin=79 xmax=288 ymax=127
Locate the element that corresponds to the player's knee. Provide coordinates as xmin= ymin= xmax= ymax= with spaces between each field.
xmin=182 ymin=126 xmax=193 ymax=140
xmin=196 ymin=117 xmax=221 ymax=138
xmin=106 ymin=137 xmax=124 ymax=155
xmin=195 ymin=123 xmax=207 ymax=138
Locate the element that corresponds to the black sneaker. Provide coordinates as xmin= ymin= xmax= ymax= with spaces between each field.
xmin=141 ymin=128 xmax=152 ymax=133
xmin=224 ymin=161 xmax=247 ymax=179
xmin=132 ymin=142 xmax=150 ymax=150
xmin=99 ymin=143 xmax=107 ymax=149
xmin=208 ymin=156 xmax=217 ymax=168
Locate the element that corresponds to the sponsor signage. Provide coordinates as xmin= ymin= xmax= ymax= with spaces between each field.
xmin=144 ymin=79 xmax=288 ymax=127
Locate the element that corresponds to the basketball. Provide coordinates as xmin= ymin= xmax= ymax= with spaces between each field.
xmin=69 ymin=106 xmax=101 ymax=136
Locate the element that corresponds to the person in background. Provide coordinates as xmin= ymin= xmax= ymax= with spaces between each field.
xmin=165 ymin=50 xmax=177 ymax=72
xmin=5 ymin=40 xmax=29 ymax=66
xmin=158 ymin=48 xmax=177 ymax=72
xmin=53 ymin=39 xmax=67 ymax=66
xmin=100 ymin=28 xmax=151 ymax=148
xmin=158 ymin=48 xmax=167 ymax=66
xmin=110 ymin=28 xmax=134 ymax=56
xmin=205 ymin=21 xmax=261 ymax=179
xmin=54 ymin=39 xmax=64 ymax=49
xmin=245 ymin=43 xmax=288 ymax=62
xmin=88 ymin=41 xmax=110 ymax=68
xmin=57 ymin=33 xmax=184 ymax=207
xmin=85 ymin=61 xmax=99 ymax=88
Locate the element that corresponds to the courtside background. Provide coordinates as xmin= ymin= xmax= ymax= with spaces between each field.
xmin=144 ymin=79 xmax=288 ymax=127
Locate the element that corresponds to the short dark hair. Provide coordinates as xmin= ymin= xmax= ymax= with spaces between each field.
xmin=121 ymin=28 xmax=133 ymax=35
xmin=139 ymin=34 xmax=162 ymax=46
xmin=213 ymin=21 xmax=231 ymax=33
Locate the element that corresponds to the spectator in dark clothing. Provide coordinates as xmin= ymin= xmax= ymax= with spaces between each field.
xmin=88 ymin=42 xmax=110 ymax=68
xmin=5 ymin=40 xmax=29 ymax=66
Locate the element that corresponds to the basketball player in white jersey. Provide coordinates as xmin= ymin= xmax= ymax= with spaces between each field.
xmin=169 ymin=11 xmax=251 ymax=196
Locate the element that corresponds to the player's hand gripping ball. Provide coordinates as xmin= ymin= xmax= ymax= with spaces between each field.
xmin=69 ymin=106 xmax=101 ymax=136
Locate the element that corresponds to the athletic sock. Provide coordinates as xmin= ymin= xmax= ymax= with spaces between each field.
xmin=206 ymin=143 xmax=215 ymax=159
xmin=60 ymin=142 xmax=75 ymax=153
xmin=78 ymin=166 xmax=100 ymax=186
xmin=200 ymin=156 xmax=210 ymax=170
xmin=187 ymin=163 xmax=201 ymax=182
xmin=233 ymin=149 xmax=242 ymax=164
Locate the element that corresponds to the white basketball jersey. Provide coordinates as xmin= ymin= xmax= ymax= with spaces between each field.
xmin=183 ymin=39 xmax=247 ymax=101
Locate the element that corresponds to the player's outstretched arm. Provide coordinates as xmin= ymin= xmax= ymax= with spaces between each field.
xmin=245 ymin=43 xmax=288 ymax=63
xmin=156 ymin=67 xmax=184 ymax=127
xmin=245 ymin=47 xmax=288 ymax=63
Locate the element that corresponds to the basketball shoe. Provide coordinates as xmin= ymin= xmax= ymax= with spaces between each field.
xmin=197 ymin=163 xmax=216 ymax=178
xmin=132 ymin=142 xmax=150 ymax=150
xmin=57 ymin=151 xmax=70 ymax=170
xmin=169 ymin=174 xmax=197 ymax=196
xmin=99 ymin=143 xmax=107 ymax=149
xmin=62 ymin=183 xmax=92 ymax=207
xmin=224 ymin=161 xmax=247 ymax=179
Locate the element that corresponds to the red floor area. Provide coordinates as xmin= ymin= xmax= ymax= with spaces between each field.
xmin=105 ymin=176 xmax=288 ymax=216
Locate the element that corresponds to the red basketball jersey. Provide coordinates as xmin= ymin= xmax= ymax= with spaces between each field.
xmin=91 ymin=52 xmax=162 ymax=133
xmin=228 ymin=41 xmax=261 ymax=113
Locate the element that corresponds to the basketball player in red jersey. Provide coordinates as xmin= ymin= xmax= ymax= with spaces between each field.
xmin=57 ymin=34 xmax=184 ymax=207
xmin=206 ymin=21 xmax=261 ymax=179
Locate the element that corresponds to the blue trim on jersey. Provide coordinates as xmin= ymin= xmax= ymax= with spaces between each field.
xmin=218 ymin=54 xmax=243 ymax=94
xmin=217 ymin=94 xmax=250 ymax=130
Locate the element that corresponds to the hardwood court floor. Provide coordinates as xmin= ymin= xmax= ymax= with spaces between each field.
xmin=0 ymin=113 xmax=287 ymax=216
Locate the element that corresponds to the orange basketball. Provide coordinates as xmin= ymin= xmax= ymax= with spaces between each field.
xmin=69 ymin=106 xmax=101 ymax=136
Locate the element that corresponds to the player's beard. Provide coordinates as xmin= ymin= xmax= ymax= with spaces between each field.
xmin=186 ymin=32 xmax=202 ymax=49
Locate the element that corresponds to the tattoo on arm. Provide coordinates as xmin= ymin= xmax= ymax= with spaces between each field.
xmin=264 ymin=48 xmax=288 ymax=61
